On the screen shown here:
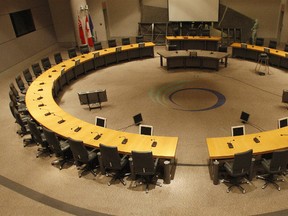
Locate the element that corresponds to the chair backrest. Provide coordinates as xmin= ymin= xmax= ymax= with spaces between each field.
xmin=99 ymin=144 xmax=122 ymax=170
xmin=27 ymin=119 xmax=45 ymax=145
xmin=68 ymin=48 xmax=77 ymax=58
xmin=231 ymin=149 xmax=253 ymax=175
xmin=136 ymin=36 xmax=144 ymax=43
xmin=284 ymin=44 xmax=288 ymax=52
xmin=23 ymin=68 xmax=33 ymax=84
xmin=108 ymin=39 xmax=117 ymax=48
xmin=15 ymin=75 xmax=25 ymax=91
xmin=94 ymin=42 xmax=103 ymax=51
xmin=269 ymin=149 xmax=288 ymax=172
xmin=31 ymin=63 xmax=42 ymax=77
xmin=9 ymin=101 xmax=16 ymax=118
xmin=41 ymin=57 xmax=51 ymax=70
xmin=9 ymin=83 xmax=19 ymax=98
xmin=255 ymin=37 xmax=264 ymax=46
xmin=54 ymin=52 xmax=63 ymax=64
xmin=122 ymin=37 xmax=130 ymax=45
xmin=268 ymin=40 xmax=277 ymax=49
xmin=14 ymin=109 xmax=28 ymax=133
xmin=80 ymin=45 xmax=89 ymax=54
xmin=132 ymin=151 xmax=155 ymax=175
xmin=68 ymin=138 xmax=89 ymax=163
xmin=42 ymin=127 xmax=62 ymax=154
xmin=9 ymin=91 xmax=18 ymax=106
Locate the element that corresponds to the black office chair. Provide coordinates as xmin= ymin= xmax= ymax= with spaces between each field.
xmin=136 ymin=35 xmax=144 ymax=43
xmin=41 ymin=57 xmax=52 ymax=70
xmin=54 ymin=52 xmax=63 ymax=64
xmin=284 ymin=44 xmax=288 ymax=52
xmin=223 ymin=149 xmax=253 ymax=193
xmin=131 ymin=150 xmax=162 ymax=193
xmin=43 ymin=127 xmax=72 ymax=170
xmin=94 ymin=42 xmax=103 ymax=51
xmin=9 ymin=83 xmax=25 ymax=104
xmin=27 ymin=119 xmax=52 ymax=158
xmin=256 ymin=149 xmax=288 ymax=191
xmin=68 ymin=138 xmax=98 ymax=177
xmin=255 ymin=37 xmax=264 ymax=46
xmin=268 ymin=40 xmax=277 ymax=49
xmin=67 ymin=48 xmax=77 ymax=58
xmin=15 ymin=75 xmax=27 ymax=94
xmin=9 ymin=91 xmax=27 ymax=113
xmin=80 ymin=45 xmax=90 ymax=54
xmin=108 ymin=39 xmax=117 ymax=48
xmin=31 ymin=63 xmax=43 ymax=77
xmin=99 ymin=144 xmax=129 ymax=186
xmin=12 ymin=107 xmax=29 ymax=136
xmin=121 ymin=37 xmax=130 ymax=45
xmin=22 ymin=68 xmax=34 ymax=85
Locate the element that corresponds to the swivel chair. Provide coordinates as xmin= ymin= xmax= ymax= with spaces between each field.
xmin=15 ymin=75 xmax=27 ymax=94
xmin=67 ymin=48 xmax=77 ymax=58
xmin=268 ymin=40 xmax=277 ymax=49
xmin=255 ymin=37 xmax=264 ymax=46
xmin=27 ymin=119 xmax=52 ymax=157
xmin=9 ymin=91 xmax=27 ymax=114
xmin=136 ymin=36 xmax=144 ymax=43
xmin=41 ymin=57 xmax=52 ymax=70
xmin=54 ymin=52 xmax=63 ymax=64
xmin=108 ymin=39 xmax=117 ymax=48
xmin=23 ymin=69 xmax=34 ymax=85
xmin=31 ymin=63 xmax=43 ymax=77
xmin=99 ymin=144 xmax=129 ymax=186
xmin=256 ymin=149 xmax=288 ymax=191
xmin=131 ymin=150 xmax=162 ymax=193
xmin=94 ymin=42 xmax=103 ymax=51
xmin=68 ymin=138 xmax=98 ymax=177
xmin=223 ymin=149 xmax=253 ymax=193
xmin=121 ymin=37 xmax=130 ymax=45
xmin=43 ymin=127 xmax=72 ymax=170
xmin=9 ymin=83 xmax=25 ymax=103
xmin=284 ymin=44 xmax=288 ymax=52
xmin=80 ymin=45 xmax=90 ymax=54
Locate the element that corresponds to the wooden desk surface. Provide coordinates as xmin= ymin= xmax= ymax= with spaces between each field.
xmin=26 ymin=42 xmax=178 ymax=159
xmin=230 ymin=42 xmax=288 ymax=58
xmin=157 ymin=50 xmax=229 ymax=59
xmin=166 ymin=36 xmax=221 ymax=41
xmin=207 ymin=127 xmax=288 ymax=159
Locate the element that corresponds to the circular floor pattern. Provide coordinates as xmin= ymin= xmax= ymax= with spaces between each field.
xmin=149 ymin=81 xmax=226 ymax=111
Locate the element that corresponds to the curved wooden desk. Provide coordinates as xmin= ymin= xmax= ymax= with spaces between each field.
xmin=166 ymin=36 xmax=221 ymax=51
xmin=25 ymin=42 xmax=178 ymax=161
xmin=230 ymin=42 xmax=288 ymax=69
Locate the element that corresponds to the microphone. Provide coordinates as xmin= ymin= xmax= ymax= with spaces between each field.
xmin=253 ymin=136 xmax=261 ymax=143
xmin=33 ymin=99 xmax=45 ymax=107
xmin=151 ymin=139 xmax=157 ymax=147
xmin=227 ymin=139 xmax=234 ymax=149
xmin=52 ymin=113 xmax=65 ymax=124
xmin=39 ymin=107 xmax=51 ymax=116
xmin=119 ymin=136 xmax=128 ymax=144
xmin=71 ymin=126 xmax=81 ymax=132
xmin=91 ymin=131 xmax=102 ymax=140
xmin=36 ymin=84 xmax=44 ymax=91
xmin=280 ymin=134 xmax=288 ymax=136
xmin=33 ymin=92 xmax=43 ymax=100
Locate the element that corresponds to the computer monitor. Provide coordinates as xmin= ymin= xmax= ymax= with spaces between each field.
xmin=133 ymin=113 xmax=143 ymax=125
xmin=95 ymin=116 xmax=107 ymax=127
xmin=278 ymin=117 xmax=288 ymax=128
xmin=231 ymin=125 xmax=245 ymax=136
xmin=139 ymin=124 xmax=153 ymax=136
xmin=240 ymin=111 xmax=250 ymax=123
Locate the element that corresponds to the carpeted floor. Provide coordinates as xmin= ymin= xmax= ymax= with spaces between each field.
xmin=1 ymin=46 xmax=288 ymax=216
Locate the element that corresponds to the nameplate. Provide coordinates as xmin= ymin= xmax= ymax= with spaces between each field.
xmin=60 ymin=68 xmax=65 ymax=75
xmin=138 ymin=43 xmax=145 ymax=48
xmin=116 ymin=47 xmax=122 ymax=52
xmin=264 ymin=48 xmax=270 ymax=53
xmin=75 ymin=59 xmax=80 ymax=66
xmin=189 ymin=51 xmax=197 ymax=57
xmin=93 ymin=52 xmax=100 ymax=58
xmin=241 ymin=43 xmax=247 ymax=49
xmin=183 ymin=36 xmax=189 ymax=39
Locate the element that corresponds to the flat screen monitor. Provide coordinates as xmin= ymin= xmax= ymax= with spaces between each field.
xmin=278 ymin=117 xmax=288 ymax=128
xmin=10 ymin=9 xmax=36 ymax=37
xmin=133 ymin=113 xmax=143 ymax=125
xmin=139 ymin=124 xmax=153 ymax=136
xmin=95 ymin=116 xmax=107 ymax=127
xmin=231 ymin=125 xmax=245 ymax=136
xmin=240 ymin=111 xmax=250 ymax=123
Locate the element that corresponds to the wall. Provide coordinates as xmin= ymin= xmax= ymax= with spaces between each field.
xmin=280 ymin=0 xmax=288 ymax=44
xmin=0 ymin=0 xmax=57 ymax=72
xmin=106 ymin=0 xmax=141 ymax=38
xmin=220 ymin=0 xmax=281 ymax=40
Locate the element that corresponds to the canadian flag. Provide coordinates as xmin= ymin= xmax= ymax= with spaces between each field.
xmin=85 ymin=15 xmax=94 ymax=47
xmin=78 ymin=16 xmax=86 ymax=44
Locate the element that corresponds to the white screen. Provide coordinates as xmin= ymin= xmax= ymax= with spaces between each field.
xmin=168 ymin=0 xmax=219 ymax=22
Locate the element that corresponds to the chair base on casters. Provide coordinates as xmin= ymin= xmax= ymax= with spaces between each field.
xmin=256 ymin=174 xmax=285 ymax=191
xmin=221 ymin=178 xmax=250 ymax=194
xmin=78 ymin=164 xmax=97 ymax=178
xmin=36 ymin=147 xmax=52 ymax=158
xmin=106 ymin=172 xmax=130 ymax=186
xmin=51 ymin=158 xmax=71 ymax=170
xmin=133 ymin=176 xmax=162 ymax=193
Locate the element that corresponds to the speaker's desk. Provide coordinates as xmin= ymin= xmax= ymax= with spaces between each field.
xmin=25 ymin=42 xmax=178 ymax=183
xmin=230 ymin=42 xmax=288 ymax=69
xmin=166 ymin=36 xmax=221 ymax=51
xmin=157 ymin=50 xmax=229 ymax=71
xmin=206 ymin=127 xmax=288 ymax=184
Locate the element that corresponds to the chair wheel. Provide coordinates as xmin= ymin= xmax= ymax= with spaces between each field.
xmin=242 ymin=190 xmax=246 ymax=194
xmin=277 ymin=187 xmax=280 ymax=191
xmin=107 ymin=182 xmax=111 ymax=186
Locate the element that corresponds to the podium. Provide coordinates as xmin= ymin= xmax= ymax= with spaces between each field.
xmin=78 ymin=89 xmax=107 ymax=110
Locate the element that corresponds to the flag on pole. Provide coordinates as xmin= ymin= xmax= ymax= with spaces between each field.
xmin=78 ymin=16 xmax=86 ymax=44
xmin=85 ymin=15 xmax=94 ymax=47
xmin=88 ymin=14 xmax=95 ymax=39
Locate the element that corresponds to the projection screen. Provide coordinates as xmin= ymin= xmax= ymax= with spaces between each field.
xmin=168 ymin=0 xmax=219 ymax=22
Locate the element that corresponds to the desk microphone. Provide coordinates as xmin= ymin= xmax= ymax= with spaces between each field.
xmin=71 ymin=126 xmax=81 ymax=132
xmin=91 ymin=131 xmax=102 ymax=140
xmin=39 ymin=107 xmax=51 ymax=116
xmin=280 ymin=134 xmax=288 ymax=136
xmin=151 ymin=139 xmax=157 ymax=147
xmin=119 ymin=136 xmax=128 ymax=144
xmin=38 ymin=81 xmax=45 ymax=85
xmin=33 ymin=92 xmax=43 ymax=100
xmin=253 ymin=136 xmax=261 ymax=143
xmin=52 ymin=113 xmax=65 ymax=124
xmin=33 ymin=99 xmax=45 ymax=107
